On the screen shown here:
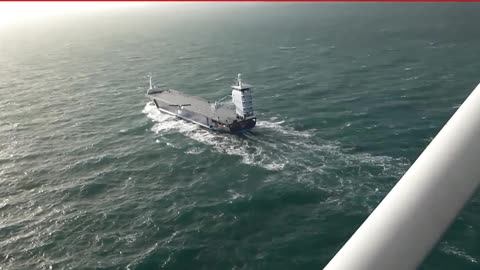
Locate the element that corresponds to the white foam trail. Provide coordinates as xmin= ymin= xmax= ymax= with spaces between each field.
xmin=256 ymin=120 xmax=314 ymax=138
xmin=143 ymin=102 xmax=406 ymax=176
xmin=142 ymin=102 xmax=198 ymax=134
xmin=441 ymin=244 xmax=478 ymax=263
xmin=184 ymin=147 xmax=205 ymax=155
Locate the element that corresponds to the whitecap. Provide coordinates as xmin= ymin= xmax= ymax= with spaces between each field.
xmin=227 ymin=189 xmax=245 ymax=200
xmin=441 ymin=244 xmax=478 ymax=263
xmin=185 ymin=147 xmax=205 ymax=155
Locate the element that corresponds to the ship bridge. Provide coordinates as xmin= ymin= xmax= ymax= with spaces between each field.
xmin=231 ymin=74 xmax=255 ymax=120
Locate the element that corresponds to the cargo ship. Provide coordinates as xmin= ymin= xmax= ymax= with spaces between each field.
xmin=146 ymin=74 xmax=256 ymax=133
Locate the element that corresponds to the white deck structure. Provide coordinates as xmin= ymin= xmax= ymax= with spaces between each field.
xmin=231 ymin=74 xmax=255 ymax=120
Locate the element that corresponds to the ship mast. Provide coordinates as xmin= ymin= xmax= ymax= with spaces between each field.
xmin=148 ymin=74 xmax=153 ymax=90
xmin=146 ymin=74 xmax=153 ymax=94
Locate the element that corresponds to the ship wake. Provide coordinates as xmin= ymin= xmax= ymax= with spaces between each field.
xmin=143 ymin=102 xmax=409 ymax=180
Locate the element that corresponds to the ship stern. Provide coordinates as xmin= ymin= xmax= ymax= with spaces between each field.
xmin=228 ymin=118 xmax=256 ymax=133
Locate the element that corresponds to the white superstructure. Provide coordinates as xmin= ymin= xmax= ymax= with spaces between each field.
xmin=231 ymin=74 xmax=255 ymax=120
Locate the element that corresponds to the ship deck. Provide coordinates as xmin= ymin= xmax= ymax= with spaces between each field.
xmin=147 ymin=88 xmax=238 ymax=123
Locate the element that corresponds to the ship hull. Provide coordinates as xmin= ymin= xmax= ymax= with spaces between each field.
xmin=150 ymin=97 xmax=256 ymax=134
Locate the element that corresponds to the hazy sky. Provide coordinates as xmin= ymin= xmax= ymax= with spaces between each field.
xmin=0 ymin=2 xmax=151 ymax=28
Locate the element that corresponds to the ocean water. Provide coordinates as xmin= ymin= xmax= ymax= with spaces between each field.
xmin=1 ymin=3 xmax=480 ymax=269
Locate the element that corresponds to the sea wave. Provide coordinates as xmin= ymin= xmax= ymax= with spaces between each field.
xmin=278 ymin=46 xmax=297 ymax=50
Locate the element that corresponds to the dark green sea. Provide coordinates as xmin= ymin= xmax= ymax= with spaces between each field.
xmin=1 ymin=3 xmax=480 ymax=269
